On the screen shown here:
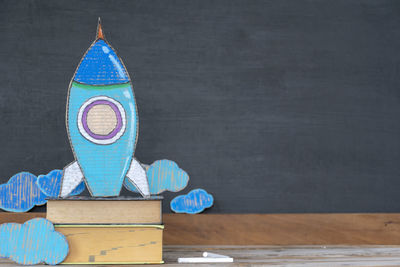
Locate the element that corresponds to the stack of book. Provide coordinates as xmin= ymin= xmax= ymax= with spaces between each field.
xmin=46 ymin=196 xmax=163 ymax=264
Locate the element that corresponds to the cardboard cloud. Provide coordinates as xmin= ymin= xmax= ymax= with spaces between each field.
xmin=0 ymin=218 xmax=68 ymax=265
xmin=170 ymin=188 xmax=213 ymax=214
xmin=0 ymin=172 xmax=47 ymax=212
xmin=37 ymin=169 xmax=85 ymax=197
xmin=124 ymin=159 xmax=189 ymax=195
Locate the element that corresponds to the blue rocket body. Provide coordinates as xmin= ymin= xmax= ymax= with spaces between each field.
xmin=66 ymin=39 xmax=138 ymax=196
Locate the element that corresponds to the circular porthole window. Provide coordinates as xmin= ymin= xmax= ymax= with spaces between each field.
xmin=77 ymin=96 xmax=126 ymax=145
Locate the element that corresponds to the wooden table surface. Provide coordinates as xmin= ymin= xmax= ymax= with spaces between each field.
xmin=2 ymin=245 xmax=400 ymax=266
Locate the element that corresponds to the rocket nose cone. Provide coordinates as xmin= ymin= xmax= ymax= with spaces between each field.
xmin=74 ymin=40 xmax=130 ymax=85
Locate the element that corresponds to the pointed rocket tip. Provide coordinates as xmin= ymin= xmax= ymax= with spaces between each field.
xmin=96 ymin=17 xmax=105 ymax=40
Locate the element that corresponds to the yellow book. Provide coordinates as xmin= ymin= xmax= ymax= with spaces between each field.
xmin=55 ymin=224 xmax=163 ymax=264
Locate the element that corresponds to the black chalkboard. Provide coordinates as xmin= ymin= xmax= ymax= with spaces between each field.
xmin=1 ymin=0 xmax=400 ymax=213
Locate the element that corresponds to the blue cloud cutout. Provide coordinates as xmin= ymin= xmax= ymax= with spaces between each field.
xmin=0 ymin=172 xmax=47 ymax=212
xmin=124 ymin=160 xmax=189 ymax=195
xmin=37 ymin=169 xmax=85 ymax=197
xmin=0 ymin=218 xmax=68 ymax=265
xmin=170 ymin=189 xmax=214 ymax=214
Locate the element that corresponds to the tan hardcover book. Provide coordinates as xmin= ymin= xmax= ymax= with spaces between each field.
xmin=46 ymin=197 xmax=162 ymax=224
xmin=56 ymin=224 xmax=163 ymax=264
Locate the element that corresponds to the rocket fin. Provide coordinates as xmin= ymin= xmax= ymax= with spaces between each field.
xmin=60 ymin=161 xmax=84 ymax=197
xmin=126 ymin=158 xmax=150 ymax=198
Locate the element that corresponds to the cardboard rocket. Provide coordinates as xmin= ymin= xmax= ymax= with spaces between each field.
xmin=60 ymin=20 xmax=150 ymax=198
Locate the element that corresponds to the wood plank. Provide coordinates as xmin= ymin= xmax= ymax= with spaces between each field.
xmin=163 ymin=214 xmax=400 ymax=245
xmin=0 ymin=212 xmax=45 ymax=224
xmin=2 ymin=213 xmax=400 ymax=245
xmin=3 ymin=245 xmax=400 ymax=266
xmin=162 ymin=245 xmax=400 ymax=266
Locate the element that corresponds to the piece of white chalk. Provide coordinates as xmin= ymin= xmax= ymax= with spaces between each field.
xmin=178 ymin=257 xmax=233 ymax=263
xmin=203 ymin=252 xmax=230 ymax=258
